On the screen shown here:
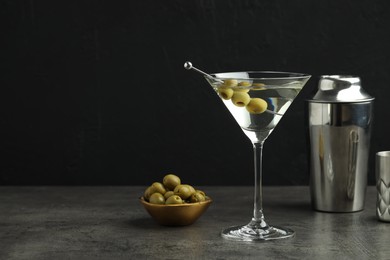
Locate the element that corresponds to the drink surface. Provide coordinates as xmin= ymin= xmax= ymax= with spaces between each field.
xmin=208 ymin=78 xmax=305 ymax=142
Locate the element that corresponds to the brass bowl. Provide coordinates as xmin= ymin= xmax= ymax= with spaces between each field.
xmin=140 ymin=197 xmax=212 ymax=226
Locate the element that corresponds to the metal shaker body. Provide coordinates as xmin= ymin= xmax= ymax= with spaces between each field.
xmin=307 ymin=75 xmax=374 ymax=212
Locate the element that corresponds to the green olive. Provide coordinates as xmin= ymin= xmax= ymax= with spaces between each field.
xmin=164 ymin=191 xmax=175 ymax=200
xmin=144 ymin=186 xmax=156 ymax=201
xmin=236 ymin=81 xmax=251 ymax=93
xmin=189 ymin=192 xmax=206 ymax=203
xmin=196 ymin=190 xmax=206 ymax=197
xmin=238 ymin=81 xmax=251 ymax=87
xmin=174 ymin=184 xmax=193 ymax=199
xmin=183 ymin=184 xmax=196 ymax=195
xmin=163 ymin=174 xmax=181 ymax=191
xmin=165 ymin=195 xmax=183 ymax=205
xmin=149 ymin=193 xmax=165 ymax=204
xmin=246 ymin=98 xmax=268 ymax=114
xmin=222 ymin=79 xmax=238 ymax=87
xmin=143 ymin=175 xmax=210 ymax=204
xmin=252 ymin=83 xmax=266 ymax=90
xmin=218 ymin=87 xmax=234 ymax=100
xmin=151 ymin=182 xmax=166 ymax=195
xmin=232 ymin=92 xmax=250 ymax=107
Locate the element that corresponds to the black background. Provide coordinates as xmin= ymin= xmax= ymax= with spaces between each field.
xmin=1 ymin=0 xmax=389 ymax=186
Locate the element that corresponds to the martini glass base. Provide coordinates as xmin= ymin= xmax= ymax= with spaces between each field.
xmin=221 ymin=220 xmax=295 ymax=241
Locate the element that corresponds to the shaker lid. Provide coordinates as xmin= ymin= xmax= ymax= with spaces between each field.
xmin=309 ymin=75 xmax=374 ymax=103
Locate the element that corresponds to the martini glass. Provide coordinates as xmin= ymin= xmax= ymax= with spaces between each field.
xmin=185 ymin=62 xmax=310 ymax=241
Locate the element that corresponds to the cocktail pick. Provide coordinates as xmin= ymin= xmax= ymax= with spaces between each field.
xmin=184 ymin=61 xmax=224 ymax=83
xmin=184 ymin=61 xmax=283 ymax=116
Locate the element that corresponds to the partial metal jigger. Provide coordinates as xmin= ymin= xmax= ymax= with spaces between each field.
xmin=376 ymin=151 xmax=390 ymax=222
xmin=184 ymin=61 xmax=223 ymax=83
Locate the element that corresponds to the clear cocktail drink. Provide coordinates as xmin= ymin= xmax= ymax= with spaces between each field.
xmin=205 ymin=71 xmax=310 ymax=241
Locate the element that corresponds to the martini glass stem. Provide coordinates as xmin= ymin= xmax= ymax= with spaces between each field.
xmin=252 ymin=141 xmax=267 ymax=226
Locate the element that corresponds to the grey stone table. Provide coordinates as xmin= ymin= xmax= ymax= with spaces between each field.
xmin=0 ymin=186 xmax=388 ymax=259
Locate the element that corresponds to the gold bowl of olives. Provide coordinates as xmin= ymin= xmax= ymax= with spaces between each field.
xmin=140 ymin=174 xmax=212 ymax=226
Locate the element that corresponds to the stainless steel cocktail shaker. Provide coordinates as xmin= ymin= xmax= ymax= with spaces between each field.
xmin=307 ymin=75 xmax=374 ymax=212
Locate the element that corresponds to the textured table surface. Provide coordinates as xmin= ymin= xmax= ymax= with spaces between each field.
xmin=0 ymin=186 xmax=388 ymax=259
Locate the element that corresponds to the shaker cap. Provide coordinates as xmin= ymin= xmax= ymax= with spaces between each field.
xmin=309 ymin=75 xmax=374 ymax=103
